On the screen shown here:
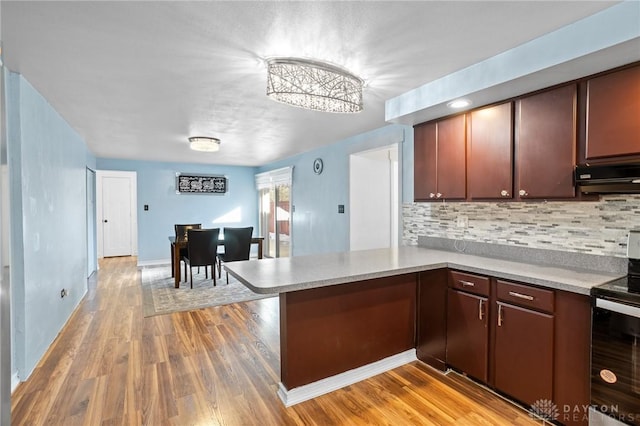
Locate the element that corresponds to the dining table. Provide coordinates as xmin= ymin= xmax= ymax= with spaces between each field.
xmin=169 ymin=235 xmax=264 ymax=288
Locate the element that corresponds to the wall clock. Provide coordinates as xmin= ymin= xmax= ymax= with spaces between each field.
xmin=313 ymin=158 xmax=324 ymax=175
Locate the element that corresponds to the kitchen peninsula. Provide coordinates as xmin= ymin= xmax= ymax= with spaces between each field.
xmin=225 ymin=245 xmax=622 ymax=422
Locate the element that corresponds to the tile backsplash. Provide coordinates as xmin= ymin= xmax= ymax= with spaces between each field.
xmin=403 ymin=195 xmax=640 ymax=258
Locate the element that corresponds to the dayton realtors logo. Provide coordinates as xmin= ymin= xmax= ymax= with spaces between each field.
xmin=530 ymin=399 xmax=560 ymax=421
xmin=530 ymin=400 xmax=631 ymax=423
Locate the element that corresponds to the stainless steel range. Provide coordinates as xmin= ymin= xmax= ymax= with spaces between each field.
xmin=591 ymin=230 xmax=640 ymax=425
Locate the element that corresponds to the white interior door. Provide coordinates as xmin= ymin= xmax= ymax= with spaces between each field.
xmin=349 ymin=144 xmax=399 ymax=251
xmin=97 ymin=171 xmax=137 ymax=258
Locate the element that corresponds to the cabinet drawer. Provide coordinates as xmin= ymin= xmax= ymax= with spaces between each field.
xmin=449 ymin=271 xmax=490 ymax=297
xmin=496 ymin=280 xmax=554 ymax=313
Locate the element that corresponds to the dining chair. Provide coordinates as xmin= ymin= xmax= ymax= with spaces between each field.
xmin=183 ymin=228 xmax=220 ymax=288
xmin=175 ymin=223 xmax=202 ymax=278
xmin=217 ymin=226 xmax=253 ymax=284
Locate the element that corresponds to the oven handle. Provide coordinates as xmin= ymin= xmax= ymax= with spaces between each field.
xmin=596 ymin=298 xmax=640 ymax=319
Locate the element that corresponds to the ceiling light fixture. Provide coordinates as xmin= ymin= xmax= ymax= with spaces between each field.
xmin=189 ymin=136 xmax=220 ymax=152
xmin=266 ymin=57 xmax=363 ymax=113
xmin=447 ymin=99 xmax=472 ymax=109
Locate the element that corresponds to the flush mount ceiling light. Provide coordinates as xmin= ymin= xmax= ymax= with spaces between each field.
xmin=447 ymin=99 xmax=472 ymax=109
xmin=188 ymin=136 xmax=220 ymax=152
xmin=266 ymin=57 xmax=363 ymax=113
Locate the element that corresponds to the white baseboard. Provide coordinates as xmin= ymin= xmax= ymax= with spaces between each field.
xmin=277 ymin=349 xmax=417 ymax=407
xmin=137 ymin=259 xmax=171 ymax=268
xmin=11 ymin=372 xmax=19 ymax=393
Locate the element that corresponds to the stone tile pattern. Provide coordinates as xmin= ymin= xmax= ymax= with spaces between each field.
xmin=403 ymin=194 xmax=640 ymax=258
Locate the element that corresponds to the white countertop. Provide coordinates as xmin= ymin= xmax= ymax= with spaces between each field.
xmin=224 ymin=246 xmax=623 ymax=296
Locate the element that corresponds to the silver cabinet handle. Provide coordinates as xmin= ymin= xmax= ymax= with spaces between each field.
xmin=459 ymin=280 xmax=475 ymax=287
xmin=500 ymin=190 xmax=510 ymax=197
xmin=508 ymin=291 xmax=534 ymax=301
xmin=497 ymin=304 xmax=503 ymax=326
xmin=519 ymin=189 xmax=528 ymax=196
xmin=478 ymin=299 xmax=484 ymax=321
xmin=436 ymin=192 xmax=442 ymax=198
xmin=429 ymin=193 xmax=435 ymax=198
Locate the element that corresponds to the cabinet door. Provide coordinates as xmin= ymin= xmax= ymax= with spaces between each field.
xmin=516 ymin=85 xmax=576 ymax=199
xmin=494 ymin=302 xmax=554 ymax=406
xmin=468 ymin=102 xmax=513 ymax=199
xmin=585 ymin=65 xmax=640 ymax=160
xmin=446 ymin=289 xmax=489 ymax=382
xmin=417 ymin=269 xmax=448 ymax=370
xmin=437 ymin=115 xmax=467 ymax=199
xmin=414 ymin=122 xmax=438 ymax=201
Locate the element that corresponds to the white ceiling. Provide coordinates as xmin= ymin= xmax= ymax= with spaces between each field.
xmin=1 ymin=1 xmax=620 ymax=166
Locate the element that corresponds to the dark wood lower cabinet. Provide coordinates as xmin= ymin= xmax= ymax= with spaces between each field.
xmin=280 ymin=274 xmax=416 ymax=389
xmin=416 ymin=269 xmax=448 ymax=370
xmin=446 ymin=289 xmax=489 ymax=382
xmin=553 ymin=291 xmax=591 ymax=426
xmin=493 ymin=302 xmax=554 ymax=407
xmin=420 ymin=270 xmax=591 ymax=426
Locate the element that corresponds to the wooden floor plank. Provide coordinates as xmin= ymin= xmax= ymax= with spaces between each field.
xmin=11 ymin=256 xmax=543 ymax=425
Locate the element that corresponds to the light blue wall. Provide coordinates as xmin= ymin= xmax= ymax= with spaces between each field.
xmin=6 ymin=71 xmax=95 ymax=379
xmin=96 ymin=158 xmax=259 ymax=263
xmin=258 ymin=124 xmax=412 ymax=256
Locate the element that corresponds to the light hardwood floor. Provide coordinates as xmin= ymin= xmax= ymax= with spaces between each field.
xmin=11 ymin=256 xmax=544 ymax=425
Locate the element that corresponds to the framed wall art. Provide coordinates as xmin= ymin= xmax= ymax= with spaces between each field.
xmin=176 ymin=173 xmax=228 ymax=194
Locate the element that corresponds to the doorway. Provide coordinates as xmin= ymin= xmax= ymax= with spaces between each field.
xmin=96 ymin=170 xmax=138 ymax=258
xmin=349 ymin=144 xmax=400 ymax=251
xmin=86 ymin=168 xmax=97 ymax=276
xmin=256 ymin=167 xmax=292 ymax=258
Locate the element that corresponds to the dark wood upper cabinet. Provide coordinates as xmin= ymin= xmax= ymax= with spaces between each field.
xmin=467 ymin=102 xmax=514 ymax=200
xmin=413 ymin=115 xmax=466 ymax=201
xmin=584 ymin=65 xmax=640 ymax=161
xmin=436 ymin=115 xmax=467 ymax=199
xmin=516 ymin=85 xmax=577 ymax=199
xmin=413 ymin=122 xmax=438 ymax=201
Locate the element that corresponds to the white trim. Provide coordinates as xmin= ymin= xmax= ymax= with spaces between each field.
xmin=277 ymin=349 xmax=416 ymax=407
xmin=11 ymin=372 xmax=19 ymax=393
xmin=255 ymin=166 xmax=293 ymax=190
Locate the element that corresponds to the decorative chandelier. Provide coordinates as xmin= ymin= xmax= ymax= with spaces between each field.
xmin=188 ymin=136 xmax=220 ymax=152
xmin=266 ymin=58 xmax=363 ymax=113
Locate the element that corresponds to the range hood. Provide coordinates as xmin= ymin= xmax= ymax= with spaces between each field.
xmin=575 ymin=164 xmax=640 ymax=194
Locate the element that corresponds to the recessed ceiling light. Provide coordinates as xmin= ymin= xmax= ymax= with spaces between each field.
xmin=447 ymin=99 xmax=472 ymax=109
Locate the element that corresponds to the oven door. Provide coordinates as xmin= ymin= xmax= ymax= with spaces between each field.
xmin=592 ymin=298 xmax=640 ymax=425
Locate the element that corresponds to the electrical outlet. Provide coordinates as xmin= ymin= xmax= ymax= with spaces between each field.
xmin=456 ymin=216 xmax=468 ymax=228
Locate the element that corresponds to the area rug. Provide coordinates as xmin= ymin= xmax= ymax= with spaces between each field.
xmin=140 ymin=265 xmax=274 ymax=317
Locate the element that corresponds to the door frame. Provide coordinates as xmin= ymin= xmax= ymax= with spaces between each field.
xmin=349 ymin=143 xmax=400 ymax=251
xmin=96 ymin=170 xmax=138 ymax=258
xmin=86 ymin=168 xmax=97 ymax=276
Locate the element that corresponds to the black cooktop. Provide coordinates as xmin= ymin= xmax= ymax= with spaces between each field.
xmin=592 ymin=276 xmax=640 ymax=307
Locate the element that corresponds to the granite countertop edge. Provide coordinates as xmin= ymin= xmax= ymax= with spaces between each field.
xmin=225 ymin=246 xmax=624 ymax=296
